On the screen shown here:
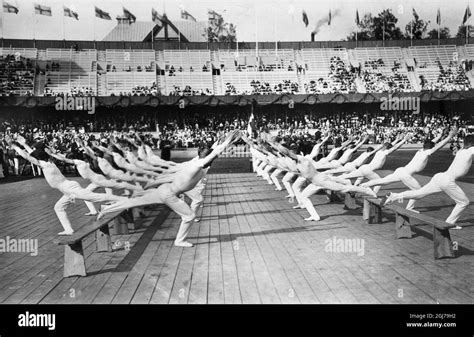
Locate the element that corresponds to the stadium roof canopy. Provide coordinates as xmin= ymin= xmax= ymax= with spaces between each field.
xmin=102 ymin=15 xmax=208 ymax=42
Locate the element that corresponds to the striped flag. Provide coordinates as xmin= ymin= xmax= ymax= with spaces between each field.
xmin=34 ymin=3 xmax=51 ymax=16
xmin=64 ymin=6 xmax=78 ymax=20
xmin=152 ymin=8 xmax=163 ymax=27
xmin=328 ymin=9 xmax=331 ymax=25
xmin=181 ymin=8 xmax=196 ymax=22
xmin=436 ymin=8 xmax=441 ymax=25
xmin=463 ymin=5 xmax=471 ymax=24
xmin=302 ymin=10 xmax=309 ymax=27
xmin=123 ymin=7 xmax=136 ymax=23
xmin=95 ymin=6 xmax=111 ymax=20
xmin=356 ymin=9 xmax=360 ymax=25
xmin=3 ymin=1 xmax=18 ymax=13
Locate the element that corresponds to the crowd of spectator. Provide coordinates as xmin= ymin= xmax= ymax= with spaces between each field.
xmin=0 ymin=54 xmax=35 ymax=96
xmin=420 ymin=61 xmax=471 ymax=92
xmin=362 ymin=59 xmax=414 ymax=93
xmin=169 ymin=85 xmax=212 ymax=96
xmin=305 ymin=56 xmax=357 ymax=94
xmin=43 ymin=86 xmax=95 ymax=97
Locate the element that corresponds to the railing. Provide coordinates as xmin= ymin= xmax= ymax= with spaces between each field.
xmin=2 ymin=38 xmax=474 ymax=52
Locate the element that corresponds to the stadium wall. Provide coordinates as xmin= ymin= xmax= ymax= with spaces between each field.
xmin=2 ymin=37 xmax=474 ymax=51
xmin=1 ymin=91 xmax=474 ymax=109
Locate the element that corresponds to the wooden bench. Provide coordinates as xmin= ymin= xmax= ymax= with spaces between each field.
xmin=363 ymin=197 xmax=383 ymax=224
xmin=363 ymin=198 xmax=456 ymax=259
xmin=325 ymin=190 xmax=357 ymax=209
xmin=55 ymin=209 xmax=138 ymax=278
xmin=385 ymin=204 xmax=456 ymax=259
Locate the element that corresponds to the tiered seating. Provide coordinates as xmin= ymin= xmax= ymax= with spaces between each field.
xmin=419 ymin=61 xmax=471 ymax=91
xmin=301 ymin=48 xmax=348 ymax=72
xmin=45 ymin=49 xmax=97 ymax=72
xmin=409 ymin=45 xmax=457 ymax=67
xmin=162 ymin=50 xmax=211 ymax=73
xmin=0 ymin=54 xmax=35 ymax=96
xmin=44 ymin=72 xmax=97 ymax=96
xmin=105 ymin=49 xmax=156 ymax=72
xmin=221 ymin=71 xmax=299 ymax=95
xmin=216 ymin=50 xmax=238 ymax=71
xmin=355 ymin=48 xmax=413 ymax=93
xmin=464 ymin=44 xmax=474 ymax=59
xmin=217 ymin=49 xmax=295 ymax=72
xmin=163 ymin=72 xmax=213 ymax=95
xmin=105 ymin=72 xmax=156 ymax=96
xmin=302 ymin=49 xmax=357 ymax=94
xmin=0 ymin=48 xmax=38 ymax=59
xmin=355 ymin=47 xmax=404 ymax=67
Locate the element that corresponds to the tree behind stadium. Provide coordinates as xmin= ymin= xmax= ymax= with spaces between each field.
xmin=346 ymin=9 xmax=404 ymax=41
xmin=208 ymin=16 xmax=237 ymax=43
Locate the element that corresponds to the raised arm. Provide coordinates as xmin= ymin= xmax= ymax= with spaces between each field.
xmin=45 ymin=148 xmax=75 ymax=165
xmin=15 ymin=135 xmax=35 ymax=153
xmin=353 ymin=136 xmax=368 ymax=151
xmin=93 ymin=144 xmax=115 ymax=156
xmin=12 ymin=145 xmax=41 ymax=167
xmin=429 ymin=126 xmax=458 ymax=154
xmin=341 ymin=136 xmax=355 ymax=148
xmin=197 ymin=130 xmax=240 ymax=168
xmin=386 ymin=134 xmax=409 ymax=155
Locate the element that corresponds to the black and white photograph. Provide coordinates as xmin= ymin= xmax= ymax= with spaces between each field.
xmin=0 ymin=0 xmax=473 ymax=336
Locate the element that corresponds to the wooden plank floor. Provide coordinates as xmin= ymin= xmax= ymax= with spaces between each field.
xmin=0 ymin=171 xmax=473 ymax=304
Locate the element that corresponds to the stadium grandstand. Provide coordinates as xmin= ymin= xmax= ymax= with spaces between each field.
xmin=1 ymin=40 xmax=474 ymax=97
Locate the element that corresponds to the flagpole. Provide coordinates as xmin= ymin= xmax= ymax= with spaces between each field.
xmin=62 ymin=2 xmax=66 ymax=41
xmin=255 ymin=4 xmax=258 ymax=71
xmin=274 ymin=5 xmax=278 ymax=68
xmin=382 ymin=20 xmax=385 ymax=47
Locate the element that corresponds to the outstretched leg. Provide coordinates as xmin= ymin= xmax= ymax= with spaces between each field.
xmin=385 ymin=176 xmax=442 ymax=205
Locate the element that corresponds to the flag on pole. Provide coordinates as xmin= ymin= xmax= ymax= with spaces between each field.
xmin=123 ymin=7 xmax=136 ymax=23
xmin=34 ymin=3 xmax=51 ymax=16
xmin=436 ymin=8 xmax=441 ymax=25
xmin=463 ymin=5 xmax=471 ymax=24
xmin=95 ymin=6 xmax=111 ymax=20
xmin=208 ymin=9 xmax=221 ymax=23
xmin=64 ymin=6 xmax=78 ymax=20
xmin=328 ymin=9 xmax=332 ymax=25
xmin=302 ymin=10 xmax=308 ymax=27
xmin=3 ymin=1 xmax=18 ymax=13
xmin=355 ymin=9 xmax=360 ymax=25
xmin=152 ymin=8 xmax=163 ymax=27
xmin=181 ymin=8 xmax=196 ymax=22
xmin=412 ymin=8 xmax=419 ymax=20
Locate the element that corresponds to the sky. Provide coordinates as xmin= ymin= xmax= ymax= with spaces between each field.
xmin=0 ymin=0 xmax=472 ymax=42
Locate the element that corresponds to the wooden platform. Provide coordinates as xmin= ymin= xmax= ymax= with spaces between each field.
xmin=0 ymin=172 xmax=473 ymax=304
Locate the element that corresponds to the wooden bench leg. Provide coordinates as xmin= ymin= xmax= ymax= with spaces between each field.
xmin=368 ymin=202 xmax=382 ymax=224
xmin=64 ymin=241 xmax=86 ymax=277
xmin=344 ymin=192 xmax=357 ymax=209
xmin=95 ymin=224 xmax=112 ymax=252
xmin=114 ymin=214 xmax=130 ymax=235
xmin=433 ymin=227 xmax=455 ymax=259
xmin=363 ymin=198 xmax=370 ymax=220
xmin=326 ymin=190 xmax=342 ymax=203
xmin=130 ymin=208 xmax=143 ymax=230
xmin=395 ymin=214 xmax=412 ymax=239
